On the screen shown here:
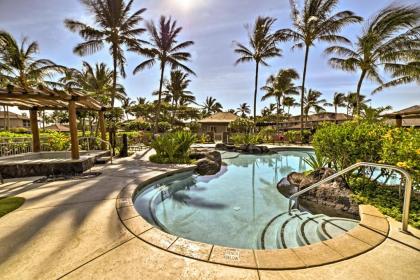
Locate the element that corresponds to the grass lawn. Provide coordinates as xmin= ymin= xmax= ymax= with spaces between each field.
xmin=0 ymin=197 xmax=25 ymax=218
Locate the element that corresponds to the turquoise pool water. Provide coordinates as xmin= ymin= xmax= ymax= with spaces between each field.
xmin=134 ymin=150 xmax=313 ymax=249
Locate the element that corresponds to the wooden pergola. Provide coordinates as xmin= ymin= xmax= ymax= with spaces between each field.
xmin=0 ymin=85 xmax=108 ymax=160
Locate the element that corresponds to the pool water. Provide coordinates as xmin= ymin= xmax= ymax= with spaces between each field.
xmin=134 ymin=150 xmax=314 ymax=249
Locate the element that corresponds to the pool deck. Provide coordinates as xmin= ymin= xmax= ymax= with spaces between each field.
xmin=0 ymin=151 xmax=419 ymax=279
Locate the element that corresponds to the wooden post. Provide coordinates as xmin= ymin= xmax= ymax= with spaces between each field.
xmin=99 ymin=110 xmax=107 ymax=150
xmin=396 ymin=115 xmax=402 ymax=128
xmin=29 ymin=108 xmax=41 ymax=152
xmin=68 ymin=100 xmax=79 ymax=160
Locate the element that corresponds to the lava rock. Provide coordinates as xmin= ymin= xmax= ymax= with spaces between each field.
xmin=194 ymin=150 xmax=222 ymax=176
xmin=215 ymin=143 xmax=227 ymax=150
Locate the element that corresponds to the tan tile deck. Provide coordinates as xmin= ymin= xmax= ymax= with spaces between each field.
xmin=0 ymin=152 xmax=419 ymax=279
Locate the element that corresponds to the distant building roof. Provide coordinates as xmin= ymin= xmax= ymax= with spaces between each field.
xmin=384 ymin=105 xmax=420 ymax=117
xmin=199 ymin=112 xmax=238 ymax=124
xmin=0 ymin=111 xmax=29 ymax=120
xmin=44 ymin=123 xmax=70 ymax=132
xmin=286 ymin=112 xmax=352 ymax=122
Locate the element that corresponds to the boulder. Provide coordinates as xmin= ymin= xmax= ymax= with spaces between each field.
xmin=281 ymin=168 xmax=358 ymax=216
xmin=215 ymin=143 xmax=227 ymax=150
xmin=194 ymin=150 xmax=222 ymax=176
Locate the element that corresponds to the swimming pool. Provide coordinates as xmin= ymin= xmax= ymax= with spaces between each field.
xmin=134 ymin=149 xmax=359 ymax=249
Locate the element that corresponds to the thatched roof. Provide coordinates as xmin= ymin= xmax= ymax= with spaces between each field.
xmin=44 ymin=123 xmax=70 ymax=132
xmin=199 ymin=112 xmax=238 ymax=124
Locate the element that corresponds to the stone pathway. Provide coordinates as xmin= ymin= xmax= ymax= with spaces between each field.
xmin=0 ymin=152 xmax=419 ymax=279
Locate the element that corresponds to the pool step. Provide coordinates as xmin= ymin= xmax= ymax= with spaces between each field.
xmin=316 ymin=217 xmax=360 ymax=240
xmin=296 ymin=214 xmax=328 ymax=246
xmin=278 ymin=211 xmax=312 ymax=249
xmin=259 ymin=210 xmax=299 ymax=249
xmin=261 ymin=210 xmax=360 ymax=249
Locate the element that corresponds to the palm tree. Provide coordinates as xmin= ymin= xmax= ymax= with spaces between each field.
xmin=65 ymin=0 xmax=146 ymax=109
xmin=332 ymin=92 xmax=346 ymax=121
xmin=303 ymin=89 xmax=330 ymax=122
xmin=202 ymin=97 xmax=223 ymax=116
xmin=121 ymin=97 xmax=135 ymax=120
xmin=234 ymin=16 xmax=282 ymax=121
xmin=236 ymin=103 xmax=251 ymax=117
xmin=345 ymin=92 xmax=371 ymax=116
xmin=277 ymin=0 xmax=362 ymax=134
xmin=326 ymin=4 xmax=420 ymax=115
xmin=164 ymin=70 xmax=195 ymax=126
xmin=131 ymin=16 xmax=195 ymax=133
xmin=261 ymin=68 xmax=299 ymax=128
xmin=0 ymin=31 xmax=64 ymax=88
xmin=282 ymin=96 xmax=298 ymax=115
xmin=363 ymin=105 xmax=392 ymax=122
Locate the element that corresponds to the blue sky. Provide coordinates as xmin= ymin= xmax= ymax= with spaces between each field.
xmin=1 ymin=0 xmax=419 ymax=115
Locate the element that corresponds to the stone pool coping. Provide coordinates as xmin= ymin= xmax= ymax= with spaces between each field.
xmin=116 ymin=167 xmax=390 ymax=270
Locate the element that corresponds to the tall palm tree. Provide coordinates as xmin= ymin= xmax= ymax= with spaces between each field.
xmin=131 ymin=16 xmax=195 ymax=133
xmin=326 ymin=4 xmax=420 ymax=115
xmin=261 ymin=68 xmax=299 ymax=128
xmin=277 ymin=0 xmax=362 ymax=134
xmin=236 ymin=103 xmax=251 ymax=118
xmin=64 ymin=0 xmax=146 ymax=108
xmin=234 ymin=16 xmax=282 ymax=121
xmin=202 ymin=97 xmax=223 ymax=116
xmin=282 ymin=96 xmax=298 ymax=115
xmin=0 ymin=31 xmax=64 ymax=88
xmin=303 ymin=89 xmax=330 ymax=122
xmin=332 ymin=92 xmax=346 ymax=121
xmin=164 ymin=70 xmax=195 ymax=126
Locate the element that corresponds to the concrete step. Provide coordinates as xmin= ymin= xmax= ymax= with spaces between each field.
xmin=278 ymin=211 xmax=312 ymax=249
xmin=296 ymin=214 xmax=328 ymax=246
xmin=95 ymin=156 xmax=112 ymax=164
xmin=317 ymin=217 xmax=359 ymax=240
xmin=259 ymin=210 xmax=299 ymax=249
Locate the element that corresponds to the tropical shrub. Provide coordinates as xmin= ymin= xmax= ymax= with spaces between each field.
xmin=150 ymin=131 xmax=197 ymax=164
xmin=304 ymin=152 xmax=330 ymax=171
xmin=43 ymin=131 xmax=70 ymax=151
xmin=258 ymin=127 xmax=275 ymax=143
xmin=156 ymin=121 xmax=171 ymax=133
xmin=312 ymin=120 xmax=388 ymax=170
xmin=284 ymin=130 xmax=311 ymax=144
xmin=350 ymin=176 xmax=420 ymax=229
xmin=230 ymin=133 xmax=263 ymax=145
xmin=125 ymin=120 xmax=151 ymax=131
xmin=229 ymin=118 xmax=254 ymax=133
xmin=380 ymin=127 xmax=420 ymax=186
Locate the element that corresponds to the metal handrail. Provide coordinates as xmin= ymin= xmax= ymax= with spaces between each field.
xmin=68 ymin=137 xmax=113 ymax=164
xmin=288 ymin=162 xmax=413 ymax=233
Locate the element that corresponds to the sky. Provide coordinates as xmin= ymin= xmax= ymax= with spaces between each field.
xmin=1 ymin=0 xmax=419 ymax=115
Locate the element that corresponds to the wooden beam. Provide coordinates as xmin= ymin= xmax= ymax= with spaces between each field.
xmin=29 ymin=108 xmax=41 ymax=152
xmin=99 ymin=110 xmax=107 ymax=150
xmin=68 ymin=100 xmax=80 ymax=160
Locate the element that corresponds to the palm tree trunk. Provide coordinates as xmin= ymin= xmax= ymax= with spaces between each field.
xmin=42 ymin=110 xmax=46 ymax=130
xmin=335 ymin=105 xmax=338 ymax=123
xmin=356 ymin=71 xmax=366 ymax=116
xmin=276 ymin=97 xmax=281 ymax=132
xmin=2 ymin=105 xmax=6 ymax=130
xmin=154 ymin=63 xmax=166 ymax=134
xmin=253 ymin=62 xmax=260 ymax=124
xmin=300 ymin=45 xmax=310 ymax=137
xmin=5 ymin=106 xmax=9 ymax=130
